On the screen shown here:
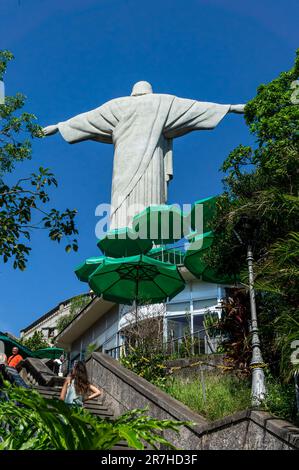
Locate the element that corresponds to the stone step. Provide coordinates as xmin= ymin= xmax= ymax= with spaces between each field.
xmin=34 ymin=385 xmax=62 ymax=391
xmin=33 ymin=386 xmax=62 ymax=395
xmin=32 ymin=384 xmax=113 ymax=418
xmin=33 ymin=385 xmax=104 ymax=406
xmin=84 ymin=401 xmax=107 ymax=409
xmin=87 ymin=410 xmax=114 ymax=418
xmin=32 ymin=384 xmax=147 ymax=450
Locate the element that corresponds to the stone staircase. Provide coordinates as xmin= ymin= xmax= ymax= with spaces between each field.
xmin=32 ymin=384 xmax=133 ymax=450
xmin=32 ymin=384 xmax=114 ymax=418
xmin=15 ymin=359 xmax=136 ymax=450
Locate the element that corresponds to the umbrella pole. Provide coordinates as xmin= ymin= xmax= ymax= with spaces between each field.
xmin=134 ymin=268 xmax=139 ymax=331
xmin=135 ymin=300 xmax=138 ymax=327
xmin=133 ymin=263 xmax=143 ymax=349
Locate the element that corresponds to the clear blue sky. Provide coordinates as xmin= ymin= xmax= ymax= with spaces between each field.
xmin=0 ymin=0 xmax=298 ymax=336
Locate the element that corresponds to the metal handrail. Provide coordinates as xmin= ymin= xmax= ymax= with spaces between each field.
xmin=105 ymin=323 xmax=222 ymax=360
xmin=164 ymin=323 xmax=219 ymax=346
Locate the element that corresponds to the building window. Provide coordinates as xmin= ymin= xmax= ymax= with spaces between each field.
xmin=48 ymin=328 xmax=55 ymax=338
xmin=167 ymin=314 xmax=191 ymax=340
xmin=192 ymin=298 xmax=218 ymax=311
xmin=166 ymin=301 xmax=190 ymax=314
xmin=193 ymin=314 xmax=205 ymax=338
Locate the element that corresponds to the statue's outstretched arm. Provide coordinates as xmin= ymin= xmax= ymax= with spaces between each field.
xmin=42 ymin=124 xmax=59 ymax=136
xmin=229 ymin=104 xmax=245 ymax=114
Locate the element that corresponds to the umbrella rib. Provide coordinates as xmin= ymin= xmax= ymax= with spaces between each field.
xmin=150 ymin=278 xmax=169 ymax=298
xmin=91 ymin=265 xmax=133 ymax=279
xmin=93 ymin=277 xmax=124 ymax=296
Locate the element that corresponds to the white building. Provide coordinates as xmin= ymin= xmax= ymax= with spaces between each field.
xmin=20 ymin=293 xmax=92 ymax=342
xmin=54 ymin=268 xmax=230 ymax=364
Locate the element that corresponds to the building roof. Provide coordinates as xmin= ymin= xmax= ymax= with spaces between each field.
xmin=20 ymin=293 xmax=91 ymax=334
xmin=0 ymin=331 xmax=34 ymax=357
xmin=3 ymin=331 xmax=20 ymax=342
xmin=54 ymin=297 xmax=115 ymax=349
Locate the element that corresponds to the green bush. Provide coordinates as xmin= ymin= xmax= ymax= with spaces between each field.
xmin=121 ymin=349 xmax=167 ymax=389
xmin=21 ymin=331 xmax=49 ymax=351
xmin=0 ymin=382 xmax=187 ymax=450
xmin=57 ymin=295 xmax=91 ymax=333
xmin=56 ymin=312 xmax=76 ymax=333
xmin=263 ymin=372 xmax=298 ymax=425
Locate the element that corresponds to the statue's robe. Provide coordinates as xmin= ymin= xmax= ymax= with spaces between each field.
xmin=58 ymin=94 xmax=230 ymax=229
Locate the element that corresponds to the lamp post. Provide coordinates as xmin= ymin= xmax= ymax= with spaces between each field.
xmin=234 ymin=220 xmax=266 ymax=407
xmin=247 ymin=244 xmax=266 ymax=406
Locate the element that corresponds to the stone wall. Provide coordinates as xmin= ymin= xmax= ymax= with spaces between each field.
xmin=165 ymin=354 xmax=226 ymax=378
xmin=86 ymin=352 xmax=299 ymax=450
xmin=20 ymin=357 xmax=64 ymax=387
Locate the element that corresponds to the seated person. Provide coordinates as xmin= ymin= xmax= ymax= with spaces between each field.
xmin=60 ymin=361 xmax=101 ymax=407
xmin=7 ymin=347 xmax=23 ymax=369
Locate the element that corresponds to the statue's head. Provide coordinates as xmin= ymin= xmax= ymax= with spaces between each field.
xmin=131 ymin=81 xmax=153 ymax=96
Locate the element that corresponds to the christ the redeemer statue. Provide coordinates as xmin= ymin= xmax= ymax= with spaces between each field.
xmin=43 ymin=81 xmax=245 ymax=229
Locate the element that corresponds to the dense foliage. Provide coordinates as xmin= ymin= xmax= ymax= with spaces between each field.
xmin=20 ymin=331 xmax=49 ymax=351
xmin=216 ymin=289 xmax=251 ymax=374
xmin=165 ymin=371 xmax=298 ymax=424
xmin=0 ymin=382 xmax=186 ymax=450
xmin=0 ymin=50 xmax=78 ymax=270
xmin=56 ymin=313 xmax=76 ymax=334
xmin=69 ymin=294 xmax=91 ymax=315
xmin=208 ymin=51 xmax=299 ymax=381
xmin=121 ymin=349 xmax=167 ymax=389
xmin=56 ymin=295 xmax=91 ymax=333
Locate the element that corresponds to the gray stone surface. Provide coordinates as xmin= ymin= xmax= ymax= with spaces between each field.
xmin=21 ymin=357 xmax=64 ymax=387
xmin=43 ymin=82 xmax=244 ymax=229
xmin=86 ymin=353 xmax=299 ymax=450
xmin=165 ymin=354 xmax=226 ymax=378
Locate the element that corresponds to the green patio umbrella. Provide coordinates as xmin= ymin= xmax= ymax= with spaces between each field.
xmin=34 ymin=347 xmax=64 ymax=360
xmin=188 ymin=195 xmax=218 ymax=233
xmin=0 ymin=332 xmax=34 ymax=358
xmin=88 ymin=254 xmax=185 ymax=305
xmin=75 ymin=256 xmax=105 ymax=282
xmin=184 ymin=231 xmax=237 ymax=284
xmin=97 ymin=227 xmax=152 ymax=258
xmin=132 ymin=205 xmax=185 ymax=245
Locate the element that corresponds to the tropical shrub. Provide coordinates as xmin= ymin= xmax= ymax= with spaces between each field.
xmin=0 ymin=382 xmax=187 ymax=450
xmin=206 ymin=50 xmax=299 ymax=384
xmin=121 ymin=348 xmax=167 ymax=389
xmin=218 ymin=289 xmax=252 ymax=375
xmin=262 ymin=370 xmax=298 ymax=424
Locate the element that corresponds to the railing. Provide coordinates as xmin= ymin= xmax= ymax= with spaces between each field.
xmin=163 ymin=326 xmax=222 ymax=358
xmin=104 ymin=343 xmax=130 ymax=360
xmin=105 ymin=326 xmax=222 ymax=360
xmin=149 ymin=247 xmax=185 ymax=266
xmin=164 ymin=330 xmax=206 ymax=357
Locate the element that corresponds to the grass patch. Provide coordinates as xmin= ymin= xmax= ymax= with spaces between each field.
xmin=165 ymin=373 xmax=252 ymax=421
xmin=164 ymin=372 xmax=299 ymax=425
